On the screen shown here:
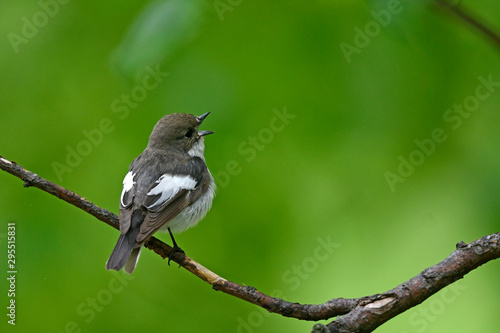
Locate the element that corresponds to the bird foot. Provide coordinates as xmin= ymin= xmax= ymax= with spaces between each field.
xmin=167 ymin=245 xmax=185 ymax=266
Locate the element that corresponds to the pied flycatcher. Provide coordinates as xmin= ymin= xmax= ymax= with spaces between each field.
xmin=106 ymin=112 xmax=215 ymax=274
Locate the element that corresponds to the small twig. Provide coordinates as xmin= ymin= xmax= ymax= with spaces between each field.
xmin=433 ymin=0 xmax=500 ymax=49
xmin=0 ymin=155 xmax=498 ymax=332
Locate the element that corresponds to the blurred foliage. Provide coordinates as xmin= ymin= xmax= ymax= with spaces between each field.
xmin=110 ymin=0 xmax=207 ymax=82
xmin=0 ymin=0 xmax=499 ymax=332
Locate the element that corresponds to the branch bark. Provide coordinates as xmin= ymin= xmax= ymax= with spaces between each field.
xmin=1 ymin=155 xmax=499 ymax=332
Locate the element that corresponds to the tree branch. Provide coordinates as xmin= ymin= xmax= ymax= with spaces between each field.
xmin=0 ymin=155 xmax=357 ymax=319
xmin=433 ymin=0 xmax=500 ymax=50
xmin=1 ymin=155 xmax=498 ymax=332
xmin=323 ymin=236 xmax=499 ymax=332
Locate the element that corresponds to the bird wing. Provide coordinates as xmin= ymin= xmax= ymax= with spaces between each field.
xmin=136 ymin=157 xmax=207 ymax=244
xmin=119 ymin=171 xmax=137 ymax=234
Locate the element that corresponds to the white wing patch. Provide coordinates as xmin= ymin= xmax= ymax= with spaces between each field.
xmin=146 ymin=174 xmax=197 ymax=210
xmin=120 ymin=171 xmax=136 ymax=207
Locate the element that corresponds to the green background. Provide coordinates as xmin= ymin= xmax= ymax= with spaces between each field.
xmin=1 ymin=0 xmax=499 ymax=332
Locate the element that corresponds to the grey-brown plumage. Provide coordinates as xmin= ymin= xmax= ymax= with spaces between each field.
xmin=106 ymin=113 xmax=215 ymax=274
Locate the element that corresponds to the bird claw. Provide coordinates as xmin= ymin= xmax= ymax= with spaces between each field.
xmin=167 ymin=245 xmax=185 ymax=267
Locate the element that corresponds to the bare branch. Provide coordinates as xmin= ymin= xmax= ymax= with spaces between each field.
xmin=0 ymin=155 xmax=356 ymax=319
xmin=1 ymin=155 xmax=498 ymax=332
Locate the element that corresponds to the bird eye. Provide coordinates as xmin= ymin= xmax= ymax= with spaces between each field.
xmin=185 ymin=129 xmax=194 ymax=138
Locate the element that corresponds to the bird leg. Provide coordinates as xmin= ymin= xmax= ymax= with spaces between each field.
xmin=167 ymin=227 xmax=185 ymax=266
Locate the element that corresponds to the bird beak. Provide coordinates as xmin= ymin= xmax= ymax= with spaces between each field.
xmin=196 ymin=112 xmax=210 ymax=124
xmin=198 ymin=130 xmax=214 ymax=137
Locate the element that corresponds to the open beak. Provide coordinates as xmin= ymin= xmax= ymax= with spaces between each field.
xmin=196 ymin=112 xmax=210 ymax=124
xmin=198 ymin=130 xmax=214 ymax=136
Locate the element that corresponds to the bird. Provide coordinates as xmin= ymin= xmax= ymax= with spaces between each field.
xmin=106 ymin=112 xmax=216 ymax=274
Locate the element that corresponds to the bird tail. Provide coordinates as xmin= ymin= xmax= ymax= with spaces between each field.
xmin=124 ymin=247 xmax=142 ymax=274
xmin=106 ymin=232 xmax=139 ymax=273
